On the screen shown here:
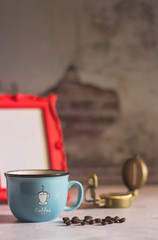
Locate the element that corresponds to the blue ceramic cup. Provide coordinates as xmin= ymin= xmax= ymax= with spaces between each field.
xmin=5 ymin=170 xmax=83 ymax=222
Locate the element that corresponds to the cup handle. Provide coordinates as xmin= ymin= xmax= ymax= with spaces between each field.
xmin=64 ymin=181 xmax=83 ymax=211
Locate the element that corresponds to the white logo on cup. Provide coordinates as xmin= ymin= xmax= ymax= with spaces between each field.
xmin=38 ymin=185 xmax=50 ymax=205
xmin=35 ymin=207 xmax=51 ymax=215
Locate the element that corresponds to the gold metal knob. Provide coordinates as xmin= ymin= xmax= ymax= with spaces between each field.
xmin=122 ymin=155 xmax=148 ymax=191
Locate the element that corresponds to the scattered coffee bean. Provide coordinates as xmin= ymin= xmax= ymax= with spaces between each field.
xmin=105 ymin=216 xmax=111 ymax=222
xmin=110 ymin=218 xmax=115 ymax=224
xmin=81 ymin=221 xmax=86 ymax=225
xmin=84 ymin=216 xmax=93 ymax=222
xmin=89 ymin=219 xmax=95 ymax=225
xmin=63 ymin=217 xmax=70 ymax=223
xmin=95 ymin=218 xmax=102 ymax=223
xmin=108 ymin=220 xmax=113 ymax=224
xmin=119 ymin=218 xmax=126 ymax=223
xmin=101 ymin=220 xmax=108 ymax=225
xmin=71 ymin=216 xmax=80 ymax=223
xmin=114 ymin=216 xmax=120 ymax=222
xmin=65 ymin=220 xmax=71 ymax=226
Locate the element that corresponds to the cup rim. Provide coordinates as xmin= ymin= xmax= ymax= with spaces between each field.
xmin=5 ymin=169 xmax=70 ymax=178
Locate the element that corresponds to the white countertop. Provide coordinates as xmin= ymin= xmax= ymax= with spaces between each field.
xmin=0 ymin=185 xmax=158 ymax=240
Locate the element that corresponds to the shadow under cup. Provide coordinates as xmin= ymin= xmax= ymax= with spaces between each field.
xmin=5 ymin=170 xmax=83 ymax=222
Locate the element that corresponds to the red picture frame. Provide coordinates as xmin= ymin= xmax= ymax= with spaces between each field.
xmin=0 ymin=94 xmax=67 ymax=202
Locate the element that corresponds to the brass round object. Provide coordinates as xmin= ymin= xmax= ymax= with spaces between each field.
xmin=84 ymin=155 xmax=148 ymax=208
xmin=99 ymin=192 xmax=133 ymax=208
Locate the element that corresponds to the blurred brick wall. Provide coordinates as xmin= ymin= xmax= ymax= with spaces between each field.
xmin=42 ymin=66 xmax=120 ymax=184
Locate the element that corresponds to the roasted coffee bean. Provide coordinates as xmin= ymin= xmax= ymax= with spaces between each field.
xmin=110 ymin=218 xmax=115 ymax=224
xmin=65 ymin=220 xmax=71 ymax=226
xmin=114 ymin=216 xmax=120 ymax=222
xmin=95 ymin=218 xmax=102 ymax=223
xmin=81 ymin=221 xmax=86 ymax=225
xmin=82 ymin=219 xmax=87 ymax=223
xmin=101 ymin=220 xmax=108 ymax=225
xmin=119 ymin=218 xmax=126 ymax=223
xmin=89 ymin=219 xmax=95 ymax=225
xmin=71 ymin=216 xmax=79 ymax=221
xmin=71 ymin=216 xmax=80 ymax=223
xmin=84 ymin=219 xmax=88 ymax=223
xmin=84 ymin=216 xmax=93 ymax=221
xmin=108 ymin=220 xmax=114 ymax=224
xmin=63 ymin=217 xmax=70 ymax=223
xmin=105 ymin=216 xmax=111 ymax=221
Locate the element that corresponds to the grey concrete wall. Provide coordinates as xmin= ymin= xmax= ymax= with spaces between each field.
xmin=0 ymin=0 xmax=158 ymax=185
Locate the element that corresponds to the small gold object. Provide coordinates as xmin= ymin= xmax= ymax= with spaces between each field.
xmin=84 ymin=155 xmax=148 ymax=208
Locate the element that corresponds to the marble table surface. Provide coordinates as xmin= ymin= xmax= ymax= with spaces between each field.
xmin=0 ymin=185 xmax=158 ymax=240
